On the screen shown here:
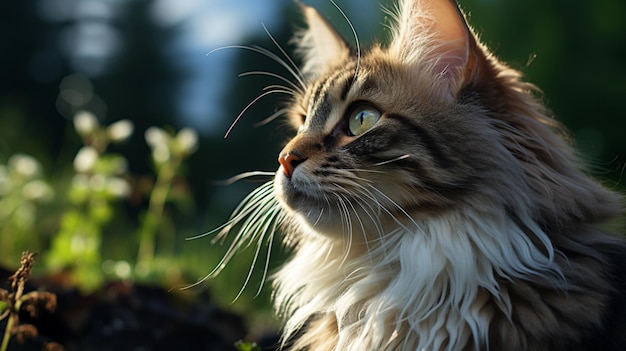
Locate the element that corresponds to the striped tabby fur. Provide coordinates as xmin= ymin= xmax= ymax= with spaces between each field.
xmin=213 ymin=0 xmax=626 ymax=350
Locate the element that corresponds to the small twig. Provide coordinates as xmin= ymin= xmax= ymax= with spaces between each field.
xmin=1 ymin=252 xmax=38 ymax=351
xmin=0 ymin=309 xmax=14 ymax=351
xmin=0 ymin=251 xmax=61 ymax=351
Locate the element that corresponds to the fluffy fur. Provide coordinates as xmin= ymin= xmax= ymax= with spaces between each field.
xmin=213 ymin=0 xmax=626 ymax=350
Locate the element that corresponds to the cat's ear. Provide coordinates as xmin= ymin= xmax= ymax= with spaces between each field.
xmin=389 ymin=0 xmax=484 ymax=100
xmin=295 ymin=2 xmax=351 ymax=79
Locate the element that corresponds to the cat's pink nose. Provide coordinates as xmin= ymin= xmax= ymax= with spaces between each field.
xmin=279 ymin=152 xmax=304 ymax=178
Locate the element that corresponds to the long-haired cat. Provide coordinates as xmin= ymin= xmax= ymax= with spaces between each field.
xmin=211 ymin=0 xmax=626 ymax=350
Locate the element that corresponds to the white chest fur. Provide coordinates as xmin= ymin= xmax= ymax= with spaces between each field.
xmin=273 ymin=209 xmax=562 ymax=350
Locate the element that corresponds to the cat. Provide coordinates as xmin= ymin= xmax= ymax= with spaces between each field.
xmin=211 ymin=0 xmax=626 ymax=350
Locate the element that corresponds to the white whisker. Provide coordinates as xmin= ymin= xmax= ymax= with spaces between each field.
xmin=262 ymin=23 xmax=307 ymax=90
xmin=256 ymin=209 xmax=284 ymax=297
xmin=366 ymin=183 xmax=419 ymax=230
xmin=211 ymin=171 xmax=276 ymax=186
xmin=334 ymin=192 xmax=354 ymax=264
xmin=207 ymin=45 xmax=304 ymax=89
xmin=225 ymin=89 xmax=292 ymax=138
xmin=239 ymin=70 xmax=303 ymax=94
xmin=254 ymin=108 xmax=291 ymax=128
xmin=185 ymin=181 xmax=279 ymax=292
xmin=262 ymin=84 xmax=297 ymax=96
xmin=374 ymin=154 xmax=411 ymax=166
xmin=233 ymin=204 xmax=282 ymax=302
xmin=341 ymin=168 xmax=385 ymax=175
xmin=330 ymin=0 xmax=361 ymax=81
xmin=331 ymin=178 xmax=393 ymax=270
xmin=185 ymin=197 xmax=263 ymax=241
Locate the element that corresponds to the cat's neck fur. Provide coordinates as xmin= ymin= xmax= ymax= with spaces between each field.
xmin=274 ymin=204 xmax=615 ymax=351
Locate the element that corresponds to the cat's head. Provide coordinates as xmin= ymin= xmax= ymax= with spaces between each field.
xmin=273 ymin=0 xmax=618 ymax=240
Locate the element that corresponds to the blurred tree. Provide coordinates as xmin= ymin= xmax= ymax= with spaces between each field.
xmin=0 ymin=0 xmax=191 ymax=266
xmin=458 ymin=0 xmax=626 ymax=185
xmin=0 ymin=0 xmax=69 ymax=167
xmin=94 ymin=0 xmax=187 ymax=177
xmin=193 ymin=4 xmax=294 ymax=216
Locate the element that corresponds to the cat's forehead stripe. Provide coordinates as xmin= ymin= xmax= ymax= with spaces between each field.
xmin=306 ymin=72 xmax=338 ymax=129
xmin=310 ymin=69 xmax=344 ymax=108
xmin=307 ymin=69 xmax=355 ymax=132
xmin=340 ymin=76 xmax=354 ymax=101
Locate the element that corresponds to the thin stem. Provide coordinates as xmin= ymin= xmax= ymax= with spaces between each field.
xmin=136 ymin=155 xmax=181 ymax=272
xmin=0 ymin=311 xmax=14 ymax=351
xmin=1 ymin=253 xmax=31 ymax=351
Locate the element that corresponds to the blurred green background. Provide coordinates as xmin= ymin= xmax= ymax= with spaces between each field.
xmin=1 ymin=0 xmax=625 ymax=334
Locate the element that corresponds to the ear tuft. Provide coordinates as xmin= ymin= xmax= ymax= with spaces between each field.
xmin=294 ymin=3 xmax=350 ymax=79
xmin=389 ymin=0 xmax=483 ymax=100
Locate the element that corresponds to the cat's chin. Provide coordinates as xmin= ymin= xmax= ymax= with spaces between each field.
xmin=274 ymin=171 xmax=389 ymax=239
xmin=273 ymin=169 xmax=319 ymax=208
xmin=274 ymin=171 xmax=340 ymax=237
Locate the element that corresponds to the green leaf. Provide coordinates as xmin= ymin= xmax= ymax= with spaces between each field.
xmin=234 ymin=340 xmax=261 ymax=351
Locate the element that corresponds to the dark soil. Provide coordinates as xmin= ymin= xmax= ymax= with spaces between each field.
xmin=0 ymin=267 xmax=279 ymax=351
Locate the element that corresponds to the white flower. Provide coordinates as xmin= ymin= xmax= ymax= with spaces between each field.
xmin=73 ymin=146 xmax=99 ymax=173
xmin=70 ymin=234 xmax=88 ymax=253
xmin=102 ymin=259 xmax=134 ymax=278
xmin=107 ymin=119 xmax=134 ymax=143
xmin=145 ymin=127 xmax=170 ymax=150
xmin=22 ymin=180 xmax=54 ymax=201
xmin=71 ymin=174 xmax=90 ymax=190
xmin=175 ymin=128 xmax=198 ymax=154
xmin=114 ymin=260 xmax=132 ymax=279
xmin=89 ymin=174 xmax=107 ymax=191
xmin=152 ymin=146 xmax=170 ymax=164
xmin=74 ymin=111 xmax=99 ymax=136
xmin=9 ymin=154 xmax=41 ymax=178
xmin=101 ymin=260 xmax=116 ymax=274
xmin=106 ymin=177 xmax=131 ymax=198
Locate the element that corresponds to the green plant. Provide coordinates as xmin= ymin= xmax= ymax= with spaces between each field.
xmin=234 ymin=340 xmax=262 ymax=351
xmin=135 ymin=126 xmax=197 ymax=276
xmin=47 ymin=111 xmax=133 ymax=290
xmin=0 ymin=105 xmax=201 ymax=291
xmin=0 ymin=155 xmax=53 ymax=263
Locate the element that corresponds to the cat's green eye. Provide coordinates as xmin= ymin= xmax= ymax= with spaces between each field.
xmin=348 ymin=106 xmax=381 ymax=136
